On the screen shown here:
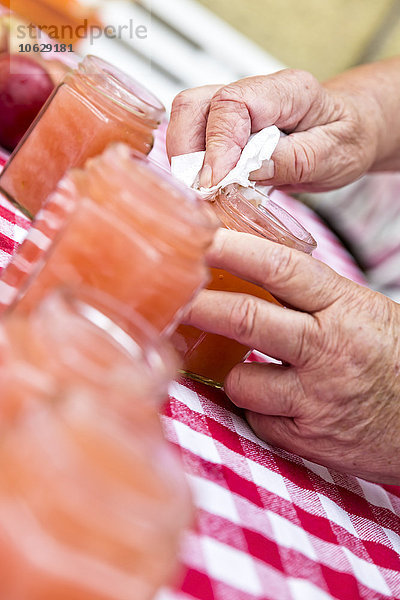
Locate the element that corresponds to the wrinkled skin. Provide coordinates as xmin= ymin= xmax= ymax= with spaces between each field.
xmin=167 ymin=61 xmax=400 ymax=192
xmin=183 ymin=229 xmax=400 ymax=485
xmin=169 ymin=61 xmax=400 ymax=483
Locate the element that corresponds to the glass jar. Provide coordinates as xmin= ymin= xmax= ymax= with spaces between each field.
xmin=0 ymin=54 xmax=166 ymax=218
xmin=174 ymin=184 xmax=317 ymax=388
xmin=0 ymin=288 xmax=192 ymax=600
xmin=0 ymin=144 xmax=218 ymax=335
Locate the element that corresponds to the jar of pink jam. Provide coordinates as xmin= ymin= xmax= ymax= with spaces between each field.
xmin=0 ymin=144 xmax=218 ymax=335
xmin=0 ymin=288 xmax=191 ymax=600
xmin=0 ymin=55 xmax=165 ymax=218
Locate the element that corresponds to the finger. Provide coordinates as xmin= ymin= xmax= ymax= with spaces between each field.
xmin=248 ymin=134 xmax=324 ymax=185
xmin=207 ymin=228 xmax=345 ymax=313
xmin=183 ymin=289 xmax=316 ymax=366
xmin=245 ymin=410 xmax=306 ymax=456
xmin=245 ymin=410 xmax=333 ymax=469
xmin=249 ymin=123 xmax=367 ymax=191
xmin=225 ymin=362 xmax=305 ymax=417
xmin=201 ymin=69 xmax=333 ymax=187
xmin=166 ymin=85 xmax=222 ymax=160
xmin=201 ymin=93 xmax=251 ymax=186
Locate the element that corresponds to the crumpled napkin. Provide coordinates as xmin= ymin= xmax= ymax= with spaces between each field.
xmin=171 ymin=125 xmax=280 ymax=196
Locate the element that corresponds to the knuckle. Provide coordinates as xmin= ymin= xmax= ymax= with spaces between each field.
xmin=206 ymin=110 xmax=249 ymax=153
xmin=263 ymin=243 xmax=298 ymax=287
xmin=283 ymin=68 xmax=319 ymax=90
xmin=229 ymin=296 xmax=259 ymax=340
xmin=291 ymin=140 xmax=317 ymax=182
xmin=171 ymin=88 xmax=199 ymax=113
xmin=311 ymin=318 xmax=343 ymax=366
xmin=206 ymin=85 xmax=251 ymax=151
xmin=344 ymin=285 xmax=391 ymax=323
xmin=211 ymin=83 xmax=246 ymax=105
xmin=208 ymin=97 xmax=248 ymax=126
xmin=293 ymin=319 xmax=317 ymax=366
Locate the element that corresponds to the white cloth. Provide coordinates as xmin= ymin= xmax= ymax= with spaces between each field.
xmin=171 ymin=126 xmax=280 ymax=196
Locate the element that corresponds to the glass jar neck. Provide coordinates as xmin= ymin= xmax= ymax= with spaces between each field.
xmin=66 ymin=55 xmax=165 ymax=129
xmin=212 ymin=184 xmax=317 ymax=254
xmin=83 ymin=144 xmax=219 ymax=259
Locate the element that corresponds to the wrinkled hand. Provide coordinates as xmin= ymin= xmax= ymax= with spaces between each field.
xmin=183 ymin=228 xmax=400 ymax=484
xmin=167 ymin=69 xmax=381 ymax=193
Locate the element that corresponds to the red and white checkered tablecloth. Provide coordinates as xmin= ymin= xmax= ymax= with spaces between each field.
xmin=1 ymin=135 xmax=400 ymax=600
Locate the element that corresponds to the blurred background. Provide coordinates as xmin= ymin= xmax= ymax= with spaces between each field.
xmin=197 ymin=0 xmax=400 ymax=80
xmin=63 ymin=0 xmax=400 ymax=109
xmin=6 ymin=0 xmax=400 ymax=110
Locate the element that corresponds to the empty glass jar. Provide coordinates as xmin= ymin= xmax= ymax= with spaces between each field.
xmin=174 ymin=184 xmax=317 ymax=388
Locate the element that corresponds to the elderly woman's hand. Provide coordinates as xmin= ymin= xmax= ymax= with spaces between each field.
xmin=183 ymin=228 xmax=400 ymax=485
xmin=167 ymin=59 xmax=400 ymax=193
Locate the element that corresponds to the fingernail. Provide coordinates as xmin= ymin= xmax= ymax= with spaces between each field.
xmin=250 ymin=159 xmax=275 ymax=181
xmin=263 ymin=159 xmax=275 ymax=179
xmin=199 ymin=163 xmax=213 ymax=188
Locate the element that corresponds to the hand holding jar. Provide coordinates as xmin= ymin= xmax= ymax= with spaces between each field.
xmin=182 ymin=228 xmax=400 ymax=486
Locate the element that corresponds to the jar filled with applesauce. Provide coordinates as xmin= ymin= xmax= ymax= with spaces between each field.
xmin=0 ymin=288 xmax=192 ymax=600
xmin=0 ymin=55 xmax=166 ymax=218
xmin=0 ymin=144 xmax=218 ymax=335
xmin=173 ymin=184 xmax=317 ymax=388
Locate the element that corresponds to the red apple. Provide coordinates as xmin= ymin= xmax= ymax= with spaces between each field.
xmin=0 ymin=53 xmax=54 ymax=151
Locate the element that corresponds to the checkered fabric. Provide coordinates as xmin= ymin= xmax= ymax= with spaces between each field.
xmin=161 ymin=378 xmax=400 ymax=600
xmin=1 ymin=136 xmax=400 ymax=600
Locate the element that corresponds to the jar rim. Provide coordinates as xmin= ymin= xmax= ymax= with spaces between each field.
xmin=77 ymin=55 xmax=165 ymax=123
xmin=216 ymin=185 xmax=317 ymax=254
xmin=4 ymin=286 xmax=176 ymax=396
xmin=99 ymin=144 xmax=219 ymax=234
xmin=35 ymin=287 xmax=176 ymax=382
